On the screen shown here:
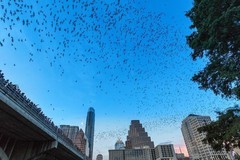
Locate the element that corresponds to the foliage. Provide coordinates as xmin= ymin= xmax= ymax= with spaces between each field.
xmin=198 ymin=105 xmax=240 ymax=152
xmin=235 ymin=154 xmax=240 ymax=160
xmin=186 ymin=0 xmax=240 ymax=99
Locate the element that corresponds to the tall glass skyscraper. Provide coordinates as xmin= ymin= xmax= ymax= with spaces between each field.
xmin=85 ymin=107 xmax=95 ymax=160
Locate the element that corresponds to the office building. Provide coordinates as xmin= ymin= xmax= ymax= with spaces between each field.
xmin=74 ymin=129 xmax=89 ymax=156
xmin=109 ymin=120 xmax=156 ymax=160
xmin=109 ymin=148 xmax=155 ymax=160
xmin=181 ymin=114 xmax=229 ymax=160
xmin=109 ymin=149 xmax=125 ymax=160
xmin=60 ymin=125 xmax=79 ymax=141
xmin=126 ymin=120 xmax=154 ymax=149
xmin=60 ymin=125 xmax=89 ymax=156
xmin=96 ymin=154 xmax=103 ymax=160
xmin=85 ymin=107 xmax=95 ymax=160
xmin=155 ymin=144 xmax=177 ymax=160
xmin=125 ymin=148 xmax=155 ymax=160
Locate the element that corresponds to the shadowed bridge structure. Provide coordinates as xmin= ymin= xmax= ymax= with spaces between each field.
xmin=0 ymin=71 xmax=85 ymax=160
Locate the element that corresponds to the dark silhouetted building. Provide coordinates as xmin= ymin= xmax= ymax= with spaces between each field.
xmin=85 ymin=107 xmax=95 ymax=160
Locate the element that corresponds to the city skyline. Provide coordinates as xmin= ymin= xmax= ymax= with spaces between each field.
xmin=109 ymin=120 xmax=179 ymax=160
xmin=0 ymin=0 xmax=238 ymax=159
xmin=0 ymin=69 xmax=236 ymax=158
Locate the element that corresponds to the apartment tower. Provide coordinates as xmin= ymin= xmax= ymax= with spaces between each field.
xmin=181 ymin=114 xmax=229 ymax=160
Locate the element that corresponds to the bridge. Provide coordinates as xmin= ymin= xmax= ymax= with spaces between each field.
xmin=0 ymin=71 xmax=85 ymax=160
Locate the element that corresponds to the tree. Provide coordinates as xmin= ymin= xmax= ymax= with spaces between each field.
xmin=186 ymin=0 xmax=240 ymax=99
xmin=198 ymin=105 xmax=240 ymax=152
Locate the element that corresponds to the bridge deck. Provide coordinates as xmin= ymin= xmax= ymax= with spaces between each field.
xmin=0 ymin=71 xmax=84 ymax=160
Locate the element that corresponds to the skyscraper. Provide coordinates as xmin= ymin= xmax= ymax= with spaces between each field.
xmin=126 ymin=120 xmax=154 ymax=149
xmin=181 ymin=114 xmax=229 ymax=160
xmin=85 ymin=107 xmax=95 ymax=160
xmin=109 ymin=120 xmax=156 ymax=160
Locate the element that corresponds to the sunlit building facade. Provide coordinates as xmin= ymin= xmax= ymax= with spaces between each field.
xmin=181 ymin=114 xmax=229 ymax=160
xmin=85 ymin=107 xmax=95 ymax=160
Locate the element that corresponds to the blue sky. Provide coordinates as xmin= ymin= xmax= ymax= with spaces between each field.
xmin=0 ymin=0 xmax=238 ymax=159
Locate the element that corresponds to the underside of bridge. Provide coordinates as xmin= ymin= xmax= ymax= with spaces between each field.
xmin=0 ymin=138 xmax=82 ymax=160
xmin=0 ymin=94 xmax=83 ymax=160
xmin=0 ymin=134 xmax=59 ymax=160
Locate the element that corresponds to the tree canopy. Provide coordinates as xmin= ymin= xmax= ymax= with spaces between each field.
xmin=186 ymin=0 xmax=240 ymax=99
xmin=198 ymin=106 xmax=240 ymax=152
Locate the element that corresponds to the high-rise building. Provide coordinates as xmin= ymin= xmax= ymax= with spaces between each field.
xmin=155 ymin=144 xmax=177 ymax=160
xmin=109 ymin=120 xmax=156 ymax=160
xmin=60 ymin=125 xmax=89 ymax=156
xmin=60 ymin=125 xmax=79 ymax=141
xmin=115 ymin=139 xmax=125 ymax=149
xmin=96 ymin=154 xmax=103 ymax=160
xmin=85 ymin=107 xmax=95 ymax=160
xmin=74 ymin=129 xmax=89 ymax=156
xmin=181 ymin=114 xmax=229 ymax=160
xmin=126 ymin=120 xmax=154 ymax=149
